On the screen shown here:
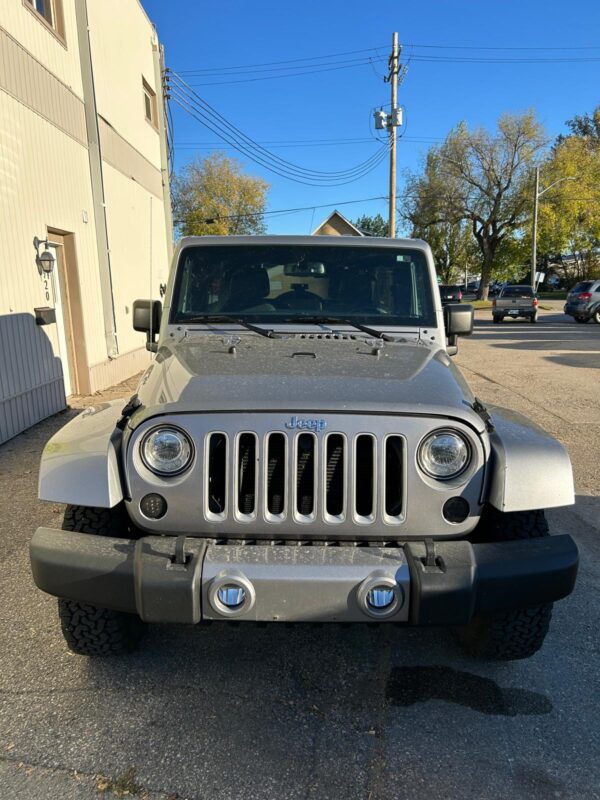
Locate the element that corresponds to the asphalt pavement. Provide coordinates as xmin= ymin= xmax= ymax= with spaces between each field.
xmin=0 ymin=302 xmax=598 ymax=800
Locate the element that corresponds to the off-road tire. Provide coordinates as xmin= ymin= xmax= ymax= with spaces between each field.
xmin=470 ymin=507 xmax=549 ymax=543
xmin=457 ymin=604 xmax=552 ymax=661
xmin=458 ymin=508 xmax=553 ymax=660
xmin=57 ymin=504 xmax=144 ymax=656
xmin=58 ymin=600 xmax=143 ymax=656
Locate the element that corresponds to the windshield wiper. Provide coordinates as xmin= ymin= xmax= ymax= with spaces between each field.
xmin=182 ymin=314 xmax=276 ymax=339
xmin=281 ymin=315 xmax=396 ymax=342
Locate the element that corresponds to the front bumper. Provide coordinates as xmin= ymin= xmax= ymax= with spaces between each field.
xmin=30 ymin=529 xmax=578 ymax=626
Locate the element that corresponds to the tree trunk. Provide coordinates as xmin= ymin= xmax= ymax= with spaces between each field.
xmin=477 ymin=255 xmax=494 ymax=300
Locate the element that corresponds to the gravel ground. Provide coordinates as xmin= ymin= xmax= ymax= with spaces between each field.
xmin=0 ymin=303 xmax=598 ymax=800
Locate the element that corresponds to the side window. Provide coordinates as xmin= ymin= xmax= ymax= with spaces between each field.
xmin=24 ymin=0 xmax=66 ymax=42
xmin=143 ymin=78 xmax=158 ymax=129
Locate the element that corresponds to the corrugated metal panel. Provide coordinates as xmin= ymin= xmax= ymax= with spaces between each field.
xmin=0 ymin=314 xmax=66 ymax=445
xmin=88 ymin=346 xmax=151 ymax=395
xmin=99 ymin=117 xmax=163 ymax=199
xmin=0 ymin=1 xmax=84 ymax=94
xmin=0 ymin=26 xmax=87 ymax=144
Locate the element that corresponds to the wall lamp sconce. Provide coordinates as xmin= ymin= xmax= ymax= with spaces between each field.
xmin=33 ymin=236 xmax=56 ymax=275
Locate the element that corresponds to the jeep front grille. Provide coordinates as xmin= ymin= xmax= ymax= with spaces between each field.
xmin=203 ymin=428 xmax=404 ymax=528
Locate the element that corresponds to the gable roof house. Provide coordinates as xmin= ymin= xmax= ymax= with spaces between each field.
xmin=311 ymin=210 xmax=368 ymax=237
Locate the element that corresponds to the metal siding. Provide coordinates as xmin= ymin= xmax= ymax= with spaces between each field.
xmin=0 ymin=4 xmax=170 ymax=443
xmin=0 ymin=26 xmax=87 ymax=145
xmin=99 ymin=118 xmax=163 ymax=199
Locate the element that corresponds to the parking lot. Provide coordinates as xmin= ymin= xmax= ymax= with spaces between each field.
xmin=0 ymin=302 xmax=598 ymax=800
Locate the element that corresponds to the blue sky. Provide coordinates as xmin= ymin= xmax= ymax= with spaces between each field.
xmin=142 ymin=0 xmax=600 ymax=235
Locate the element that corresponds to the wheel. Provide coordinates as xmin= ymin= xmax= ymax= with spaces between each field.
xmin=593 ymin=309 xmax=600 ymax=324
xmin=492 ymin=316 xmax=502 ymax=324
xmin=470 ymin=507 xmax=549 ymax=543
xmin=457 ymin=605 xmax=552 ymax=661
xmin=457 ymin=509 xmax=553 ymax=660
xmin=575 ymin=317 xmax=586 ymax=324
xmin=57 ymin=505 xmax=144 ymax=656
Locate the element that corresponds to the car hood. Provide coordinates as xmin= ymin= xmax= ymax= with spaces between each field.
xmin=131 ymin=335 xmax=484 ymax=431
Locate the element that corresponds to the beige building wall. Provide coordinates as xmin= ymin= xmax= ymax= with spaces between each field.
xmin=0 ymin=0 xmax=171 ymax=443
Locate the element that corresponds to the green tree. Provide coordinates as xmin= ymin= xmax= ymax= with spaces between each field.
xmin=556 ymin=106 xmax=600 ymax=148
xmin=537 ymin=134 xmax=600 ymax=283
xmin=172 ymin=152 xmax=269 ymax=236
xmin=410 ymin=218 xmax=476 ymax=284
xmin=353 ymin=213 xmax=389 ymax=237
xmin=402 ymin=113 xmax=546 ymax=299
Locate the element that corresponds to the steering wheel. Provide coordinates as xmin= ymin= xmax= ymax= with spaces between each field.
xmin=273 ymin=290 xmax=323 ymax=311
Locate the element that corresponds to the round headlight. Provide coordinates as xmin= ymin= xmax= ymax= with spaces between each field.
xmin=141 ymin=427 xmax=193 ymax=475
xmin=418 ymin=430 xmax=470 ymax=480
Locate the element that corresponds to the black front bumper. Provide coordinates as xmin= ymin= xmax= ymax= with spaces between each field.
xmin=29 ymin=529 xmax=578 ymax=626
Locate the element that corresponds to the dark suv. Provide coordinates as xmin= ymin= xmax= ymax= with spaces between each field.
xmin=439 ymin=285 xmax=462 ymax=305
xmin=564 ymin=280 xmax=600 ymax=323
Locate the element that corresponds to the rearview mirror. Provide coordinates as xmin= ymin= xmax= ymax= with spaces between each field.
xmin=444 ymin=303 xmax=473 ymax=355
xmin=133 ymin=299 xmax=162 ymax=353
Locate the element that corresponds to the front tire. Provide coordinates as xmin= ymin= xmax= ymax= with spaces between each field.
xmin=458 ymin=509 xmax=553 ymax=660
xmin=57 ymin=505 xmax=144 ymax=656
xmin=457 ymin=605 xmax=552 ymax=661
xmin=58 ymin=600 xmax=143 ymax=656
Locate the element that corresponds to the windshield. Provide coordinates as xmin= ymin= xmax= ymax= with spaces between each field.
xmin=170 ymin=245 xmax=436 ymax=327
xmin=571 ymin=282 xmax=592 ymax=293
xmin=501 ymin=286 xmax=534 ymax=298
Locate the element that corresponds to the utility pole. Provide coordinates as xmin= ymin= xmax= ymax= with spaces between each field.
xmin=531 ymin=167 xmax=577 ymax=291
xmin=531 ymin=165 xmax=539 ymax=291
xmin=387 ymin=32 xmax=400 ymax=238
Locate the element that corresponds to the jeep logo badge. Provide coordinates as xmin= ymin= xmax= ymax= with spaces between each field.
xmin=285 ymin=416 xmax=327 ymax=432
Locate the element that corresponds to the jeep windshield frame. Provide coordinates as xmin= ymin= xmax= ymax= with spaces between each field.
xmin=169 ymin=244 xmax=436 ymax=328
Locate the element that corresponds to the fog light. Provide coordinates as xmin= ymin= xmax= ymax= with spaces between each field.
xmin=140 ymin=493 xmax=167 ymax=519
xmin=217 ymin=584 xmax=246 ymax=608
xmin=366 ymin=586 xmax=395 ymax=610
xmin=443 ymin=496 xmax=470 ymax=523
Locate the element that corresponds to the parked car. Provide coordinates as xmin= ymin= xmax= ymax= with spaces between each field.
xmin=30 ymin=236 xmax=578 ymax=662
xmin=439 ymin=284 xmax=462 ymax=304
xmin=492 ymin=285 xmax=539 ymax=323
xmin=563 ymin=280 xmax=600 ymax=323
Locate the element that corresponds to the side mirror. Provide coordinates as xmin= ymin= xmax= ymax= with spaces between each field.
xmin=444 ymin=303 xmax=474 ymax=355
xmin=133 ymin=299 xmax=162 ymax=353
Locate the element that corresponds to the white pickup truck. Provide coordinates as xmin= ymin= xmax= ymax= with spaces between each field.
xmin=492 ymin=285 xmax=538 ymax=324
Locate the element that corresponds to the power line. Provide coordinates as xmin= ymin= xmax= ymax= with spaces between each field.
xmin=174 ymin=41 xmax=600 ymax=74
xmin=174 ymin=135 xmax=446 ymax=150
xmin=198 ymin=194 xmax=400 ymax=222
xmin=168 ymin=73 xmax=391 ymax=185
xmin=170 ymin=88 xmax=390 ymax=186
xmin=406 ymin=42 xmax=600 ymax=51
xmin=181 ymin=55 xmax=376 ymax=77
xmin=186 ymin=60 xmax=378 ymax=87
xmin=407 ymin=54 xmax=600 ymax=63
xmin=175 ymin=46 xmax=389 ymax=74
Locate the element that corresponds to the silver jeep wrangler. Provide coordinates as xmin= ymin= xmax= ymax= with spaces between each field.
xmin=30 ymin=236 xmax=578 ymax=660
